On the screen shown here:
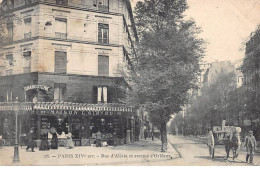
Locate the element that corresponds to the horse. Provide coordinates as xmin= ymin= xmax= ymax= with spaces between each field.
xmin=224 ymin=131 xmax=241 ymax=160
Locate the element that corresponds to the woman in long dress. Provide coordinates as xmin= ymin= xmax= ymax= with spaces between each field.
xmin=51 ymin=132 xmax=58 ymax=149
xmin=39 ymin=133 xmax=50 ymax=151
xmin=66 ymin=133 xmax=74 ymax=149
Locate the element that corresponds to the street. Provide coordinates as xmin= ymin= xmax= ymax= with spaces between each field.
xmin=166 ymin=135 xmax=259 ymax=166
xmin=131 ymin=135 xmax=260 ymax=166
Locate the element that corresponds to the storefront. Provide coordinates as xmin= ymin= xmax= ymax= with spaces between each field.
xmin=0 ymin=102 xmax=134 ymax=146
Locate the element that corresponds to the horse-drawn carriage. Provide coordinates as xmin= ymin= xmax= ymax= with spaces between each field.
xmin=207 ymin=121 xmax=241 ymax=160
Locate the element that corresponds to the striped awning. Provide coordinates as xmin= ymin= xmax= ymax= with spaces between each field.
xmin=0 ymin=102 xmax=133 ymax=116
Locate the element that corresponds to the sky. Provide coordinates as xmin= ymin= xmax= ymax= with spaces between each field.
xmin=130 ymin=0 xmax=260 ymax=63
xmin=1 ymin=0 xmax=259 ymax=63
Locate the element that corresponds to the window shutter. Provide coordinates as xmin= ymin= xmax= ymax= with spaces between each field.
xmin=93 ymin=86 xmax=98 ymax=104
xmin=55 ymin=51 xmax=67 ymax=73
xmin=98 ymin=55 xmax=109 ymax=76
xmin=107 ymin=86 xmax=114 ymax=103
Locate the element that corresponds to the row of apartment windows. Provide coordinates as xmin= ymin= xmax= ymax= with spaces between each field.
xmin=7 ymin=18 xmax=109 ymax=44
xmin=54 ymin=84 xmax=109 ymax=103
xmin=6 ymin=84 xmax=109 ymax=103
xmin=54 ymin=51 xmax=109 ymax=76
xmin=5 ymin=51 xmax=109 ymax=76
xmin=3 ymin=0 xmax=109 ymax=12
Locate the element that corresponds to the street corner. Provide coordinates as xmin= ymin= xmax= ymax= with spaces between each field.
xmin=166 ymin=141 xmax=180 ymax=159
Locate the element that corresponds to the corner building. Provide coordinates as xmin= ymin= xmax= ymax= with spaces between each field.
xmin=0 ymin=0 xmax=138 ymax=146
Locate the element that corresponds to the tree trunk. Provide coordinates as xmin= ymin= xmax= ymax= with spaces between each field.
xmin=161 ymin=121 xmax=167 ymax=152
xmin=175 ymin=123 xmax=178 ymax=136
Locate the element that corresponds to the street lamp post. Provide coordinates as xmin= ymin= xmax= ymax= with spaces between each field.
xmin=12 ymin=97 xmax=20 ymax=163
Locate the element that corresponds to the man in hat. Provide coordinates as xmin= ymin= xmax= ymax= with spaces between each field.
xmin=26 ymin=128 xmax=35 ymax=152
xmin=244 ymin=130 xmax=257 ymax=164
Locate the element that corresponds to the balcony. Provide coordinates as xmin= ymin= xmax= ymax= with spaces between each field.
xmin=55 ymin=32 xmax=67 ymax=39
xmin=24 ymin=32 xmax=32 ymax=39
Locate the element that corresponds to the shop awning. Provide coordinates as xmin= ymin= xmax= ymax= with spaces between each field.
xmin=0 ymin=102 xmax=133 ymax=116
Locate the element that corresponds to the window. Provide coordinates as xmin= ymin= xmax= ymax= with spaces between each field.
xmin=93 ymin=86 xmax=108 ymax=103
xmin=98 ymin=55 xmax=109 ymax=76
xmin=55 ymin=18 xmax=67 ymax=39
xmin=6 ymin=54 xmax=14 ymax=66
xmin=98 ymin=86 xmax=107 ymax=103
xmin=56 ymin=0 xmax=68 ymax=5
xmin=6 ymin=22 xmax=13 ymax=41
xmin=24 ymin=18 xmax=32 ymax=39
xmin=54 ymin=83 xmax=66 ymax=101
xmin=98 ymin=23 xmax=109 ymax=44
xmin=6 ymin=88 xmax=12 ymax=102
xmin=55 ymin=51 xmax=67 ymax=74
xmin=23 ymin=51 xmax=31 ymax=73
xmin=93 ymin=0 xmax=109 ymax=12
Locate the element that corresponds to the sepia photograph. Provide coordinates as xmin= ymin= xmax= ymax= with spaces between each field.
xmin=0 ymin=0 xmax=259 ymax=166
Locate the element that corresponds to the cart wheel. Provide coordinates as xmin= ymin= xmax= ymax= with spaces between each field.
xmin=208 ymin=131 xmax=215 ymax=159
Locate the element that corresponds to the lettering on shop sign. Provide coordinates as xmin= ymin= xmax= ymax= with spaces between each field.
xmin=37 ymin=110 xmax=122 ymax=116
xmin=24 ymin=85 xmax=50 ymax=92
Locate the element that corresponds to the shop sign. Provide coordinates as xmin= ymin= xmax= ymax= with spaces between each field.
xmin=24 ymin=85 xmax=50 ymax=92
xmin=36 ymin=110 xmax=122 ymax=116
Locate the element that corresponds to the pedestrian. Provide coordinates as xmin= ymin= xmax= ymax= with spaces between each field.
xmin=96 ymin=130 xmax=102 ymax=147
xmin=244 ymin=130 xmax=257 ymax=164
xmin=39 ymin=132 xmax=50 ymax=151
xmin=66 ymin=133 xmax=74 ymax=149
xmin=26 ymin=128 xmax=35 ymax=152
xmin=144 ymin=130 xmax=147 ymax=140
xmin=0 ymin=135 xmax=5 ymax=149
xmin=51 ymin=132 xmax=58 ymax=149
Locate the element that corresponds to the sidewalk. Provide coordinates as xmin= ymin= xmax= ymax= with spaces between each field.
xmin=0 ymin=138 xmax=179 ymax=166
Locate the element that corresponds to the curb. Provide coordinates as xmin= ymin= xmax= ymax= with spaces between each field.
xmin=167 ymin=139 xmax=182 ymax=158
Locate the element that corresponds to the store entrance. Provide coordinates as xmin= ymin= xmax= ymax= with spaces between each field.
xmin=69 ymin=116 xmax=85 ymax=146
xmin=71 ymin=124 xmax=80 ymax=139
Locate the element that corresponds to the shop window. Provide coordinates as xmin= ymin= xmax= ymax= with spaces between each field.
xmin=98 ymin=55 xmax=109 ymax=76
xmin=56 ymin=0 xmax=68 ymax=5
xmin=98 ymin=23 xmax=109 ymax=44
xmin=6 ymin=22 xmax=13 ymax=41
xmin=54 ymin=51 xmax=67 ymax=74
xmin=54 ymin=83 xmax=66 ymax=101
xmin=24 ymin=18 xmax=32 ymax=39
xmin=93 ymin=0 xmax=109 ymax=12
xmin=55 ymin=18 xmax=67 ymax=39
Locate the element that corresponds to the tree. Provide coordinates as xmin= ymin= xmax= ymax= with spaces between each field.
xmin=125 ymin=0 xmax=205 ymax=152
xmin=0 ymin=6 xmax=22 ymax=75
xmin=174 ymin=70 xmax=237 ymax=136
xmin=241 ymin=25 xmax=260 ymax=124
